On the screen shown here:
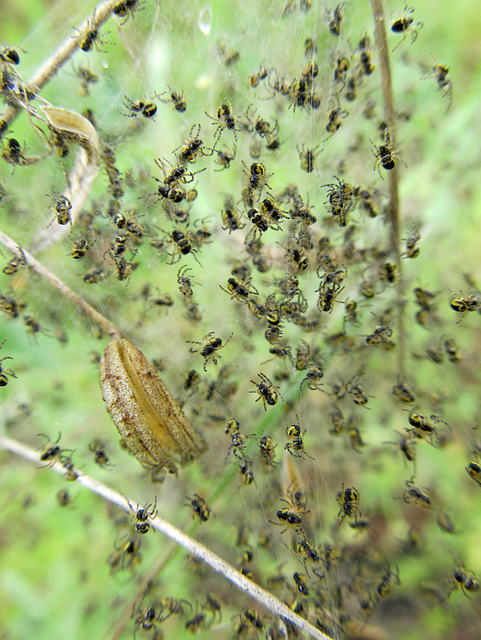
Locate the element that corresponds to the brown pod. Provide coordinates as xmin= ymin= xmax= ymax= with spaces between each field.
xmin=99 ymin=338 xmax=206 ymax=481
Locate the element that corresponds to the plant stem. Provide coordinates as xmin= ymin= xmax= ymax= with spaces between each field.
xmin=0 ymin=229 xmax=122 ymax=339
xmin=0 ymin=435 xmax=332 ymax=640
xmin=1 ymin=2 xmax=118 ymax=254
xmin=369 ymin=0 xmax=405 ymax=378
xmin=1 ymin=0 xmax=120 ymax=128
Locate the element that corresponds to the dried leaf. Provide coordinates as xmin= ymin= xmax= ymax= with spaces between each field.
xmin=99 ymin=338 xmax=206 ymax=481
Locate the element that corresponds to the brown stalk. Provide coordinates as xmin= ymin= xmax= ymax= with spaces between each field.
xmin=0 ymin=229 xmax=122 ymax=339
xmin=369 ymin=0 xmax=405 ymax=377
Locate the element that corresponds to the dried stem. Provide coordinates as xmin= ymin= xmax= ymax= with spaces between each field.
xmin=0 ymin=229 xmax=122 ymax=339
xmin=0 ymin=435 xmax=331 ymax=640
xmin=1 ymin=0 xmax=120 ymax=128
xmin=2 ymin=2 xmax=120 ymax=254
xmin=369 ymin=0 xmax=405 ymax=378
xmin=29 ymin=106 xmax=101 ymax=254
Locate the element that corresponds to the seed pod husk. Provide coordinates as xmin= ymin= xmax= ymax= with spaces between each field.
xmin=99 ymin=338 xmax=206 ymax=481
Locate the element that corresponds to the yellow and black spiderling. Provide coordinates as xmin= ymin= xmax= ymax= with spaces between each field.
xmin=121 ymin=95 xmax=158 ymax=119
xmin=159 ymin=85 xmax=187 ymax=112
xmin=129 ymin=498 xmax=157 ymax=534
xmin=186 ymin=493 xmax=212 ymax=522
xmin=391 ymin=5 xmax=423 ymax=49
xmin=285 ymin=420 xmax=314 ymax=460
xmin=249 ymin=373 xmax=282 ymax=411
xmin=187 ymin=331 xmax=232 ymax=371
xmin=0 ymin=341 xmax=17 ymax=386
xmin=371 ymin=128 xmax=406 ymax=178
xmin=336 ymin=484 xmax=361 ymax=522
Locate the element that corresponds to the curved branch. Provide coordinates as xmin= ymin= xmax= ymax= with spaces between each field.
xmin=1 ymin=0 xmax=120 ymax=128
xmin=0 ymin=435 xmax=332 ymax=640
xmin=0 ymin=229 xmax=122 ymax=339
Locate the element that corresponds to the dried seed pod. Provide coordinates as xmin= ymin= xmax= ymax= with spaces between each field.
xmin=99 ymin=338 xmax=206 ymax=481
xmin=40 ymin=105 xmax=100 ymax=163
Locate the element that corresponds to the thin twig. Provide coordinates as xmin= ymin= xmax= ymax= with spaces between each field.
xmin=0 ymin=435 xmax=331 ymax=640
xmin=369 ymin=0 xmax=405 ymax=378
xmin=2 ymin=2 xmax=120 ymax=254
xmin=2 ymin=0 xmax=120 ymax=128
xmin=0 ymin=229 xmax=122 ymax=339
xmin=369 ymin=0 xmax=399 ymax=250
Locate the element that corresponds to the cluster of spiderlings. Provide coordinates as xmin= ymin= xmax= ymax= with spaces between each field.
xmin=130 ymin=592 xmax=218 ymax=638
xmin=1 ymin=2 xmax=480 ymax=640
xmin=0 ymin=288 xmax=47 ymax=339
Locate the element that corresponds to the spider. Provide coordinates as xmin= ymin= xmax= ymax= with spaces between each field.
xmin=371 ymin=129 xmax=406 ymax=178
xmin=285 ymin=420 xmax=315 ymax=460
xmin=76 ymin=14 xmax=111 ymax=53
xmin=391 ymin=5 xmax=423 ymax=51
xmin=128 ymin=498 xmax=157 ymax=534
xmin=205 ymin=97 xmax=242 ymax=143
xmin=46 ymin=193 xmax=72 ymax=227
xmin=220 ymin=197 xmax=244 ymax=232
xmin=120 ymin=95 xmax=158 ymax=119
xmin=336 ymin=484 xmax=361 ymax=522
xmin=158 ymin=85 xmax=187 ymax=112
xmin=325 ymin=100 xmax=348 ymax=136
xmin=316 ymin=268 xmax=346 ymax=313
xmin=242 ymin=161 xmax=273 ymax=193
xmin=270 ymin=482 xmax=310 ymax=534
xmin=185 ymin=494 xmax=212 ymax=522
xmin=1 ymin=138 xmax=29 ymax=167
xmin=297 ymin=143 xmax=320 ymax=173
xmin=214 ymin=144 xmax=237 ymax=171
xmin=162 ymin=226 xmax=199 ymax=264
xmin=321 ymin=176 xmax=355 ymax=226
xmin=220 ymin=274 xmax=258 ymax=303
xmin=254 ymin=116 xmax=279 ymax=140
xmin=250 ymin=373 xmax=283 ymax=411
xmin=113 ymin=0 xmax=145 ymax=24
xmin=0 ymin=339 xmax=17 ymax=386
xmin=174 ymin=123 xmax=213 ymax=164
xmin=155 ymin=157 xmax=204 ymax=187
xmin=187 ymin=331 xmax=232 ymax=371
xmin=432 ymin=63 xmax=453 ymax=110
